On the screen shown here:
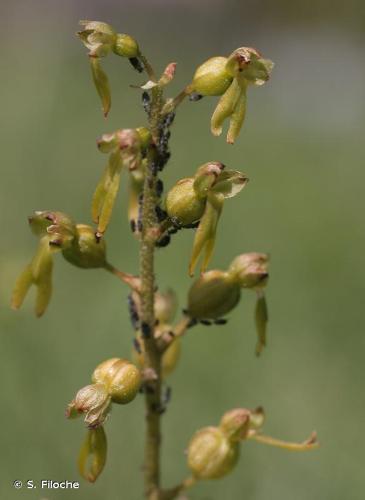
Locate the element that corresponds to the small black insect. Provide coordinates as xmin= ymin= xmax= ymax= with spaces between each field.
xmin=133 ymin=338 xmax=142 ymax=354
xmin=200 ymin=319 xmax=212 ymax=326
xmin=183 ymin=221 xmax=200 ymax=229
xmin=141 ymin=321 xmax=152 ymax=338
xmin=187 ymin=317 xmax=198 ymax=328
xmin=163 ymin=112 xmax=176 ymax=128
xmin=127 ymin=294 xmax=139 ymax=329
xmin=155 ymin=205 xmax=168 ymax=222
xmin=189 ymin=93 xmax=203 ymax=102
xmin=142 ymin=91 xmax=151 ymax=114
xmin=156 ymin=179 xmax=164 ymax=197
xmin=129 ymin=57 xmax=144 ymax=73
xmin=156 ymin=234 xmax=171 ymax=248
xmin=214 ymin=318 xmax=228 ymax=325
xmin=162 ymin=386 xmax=172 ymax=406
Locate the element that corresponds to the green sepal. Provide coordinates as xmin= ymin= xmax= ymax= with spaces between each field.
xmin=255 ymin=291 xmax=268 ymax=356
xmin=90 ymin=56 xmax=111 ymax=117
xmin=189 ymin=192 xmax=224 ymax=276
xmin=78 ymin=20 xmax=116 ymax=57
xmin=92 ymin=151 xmax=123 ymax=236
xmin=78 ymin=426 xmax=107 ymax=483
xmin=193 ymin=162 xmax=224 ymax=199
xmin=227 ymin=85 xmax=247 ymax=144
xmin=211 ymin=77 xmax=242 ymax=137
xmin=212 ymin=170 xmax=249 ymax=198
xmin=11 ymin=264 xmax=33 ymax=312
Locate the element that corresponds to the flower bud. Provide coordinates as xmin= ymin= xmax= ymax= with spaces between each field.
xmin=187 ymin=270 xmax=240 ymax=319
xmin=62 ymin=224 xmax=107 ymax=269
xmin=219 ymin=408 xmax=251 ymax=442
xmin=160 ymin=337 xmax=181 ymax=378
xmin=78 ymin=426 xmax=107 ymax=483
xmin=113 ymin=33 xmax=139 ymax=58
xmin=154 ymin=289 xmax=177 ymax=324
xmin=66 ymin=383 xmax=111 ymax=428
xmin=228 ymin=253 xmax=269 ymax=290
xmin=187 ymin=427 xmax=239 ymax=480
xmin=165 ymin=178 xmax=206 ymax=227
xmin=190 ymin=57 xmax=233 ymax=96
xmin=92 ymin=358 xmax=141 ymax=404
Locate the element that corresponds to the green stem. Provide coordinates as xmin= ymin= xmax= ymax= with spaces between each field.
xmin=140 ymin=82 xmax=164 ymax=500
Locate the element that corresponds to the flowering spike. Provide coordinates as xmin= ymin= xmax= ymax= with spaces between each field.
xmin=78 ymin=426 xmax=107 ymax=483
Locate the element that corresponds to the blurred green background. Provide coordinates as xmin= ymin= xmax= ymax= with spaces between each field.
xmin=1 ymin=0 xmax=364 ymax=499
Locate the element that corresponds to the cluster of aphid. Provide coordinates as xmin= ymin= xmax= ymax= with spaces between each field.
xmin=12 ymin=20 xmax=318 ymax=491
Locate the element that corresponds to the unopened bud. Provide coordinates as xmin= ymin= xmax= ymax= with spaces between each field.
xmin=229 ymin=253 xmax=269 ymax=290
xmin=62 ymin=224 xmax=107 ymax=269
xmin=160 ymin=337 xmax=181 ymax=378
xmin=66 ymin=383 xmax=111 ymax=428
xmin=154 ymin=290 xmax=177 ymax=324
xmin=92 ymin=358 xmax=141 ymax=404
xmin=78 ymin=426 xmax=107 ymax=483
xmin=187 ymin=427 xmax=239 ymax=480
xmin=165 ymin=178 xmax=206 ymax=227
xmin=191 ymin=57 xmax=233 ymax=96
xmin=219 ymin=408 xmax=251 ymax=442
xmin=187 ymin=270 xmax=240 ymax=319
xmin=114 ymin=33 xmax=139 ymax=58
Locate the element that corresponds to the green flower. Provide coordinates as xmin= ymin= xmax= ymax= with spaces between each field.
xmin=189 ymin=47 xmax=273 ymax=143
xmin=165 ymin=162 xmax=248 ymax=275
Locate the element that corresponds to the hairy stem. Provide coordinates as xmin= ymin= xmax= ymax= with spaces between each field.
xmin=140 ymin=82 xmax=164 ymax=499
